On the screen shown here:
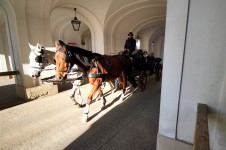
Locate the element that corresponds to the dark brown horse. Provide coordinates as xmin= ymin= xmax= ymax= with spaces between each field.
xmin=54 ymin=40 xmax=137 ymax=122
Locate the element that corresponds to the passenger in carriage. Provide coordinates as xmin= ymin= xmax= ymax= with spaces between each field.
xmin=123 ymin=32 xmax=136 ymax=56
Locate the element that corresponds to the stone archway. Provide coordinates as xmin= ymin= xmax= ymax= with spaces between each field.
xmin=0 ymin=0 xmax=26 ymax=107
xmin=0 ymin=9 xmax=12 ymax=77
xmin=0 ymin=1 xmax=20 ymax=83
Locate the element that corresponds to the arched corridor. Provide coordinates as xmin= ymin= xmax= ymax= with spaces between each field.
xmin=1 ymin=0 xmax=226 ymax=149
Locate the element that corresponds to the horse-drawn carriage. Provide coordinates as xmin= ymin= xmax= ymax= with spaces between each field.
xmin=29 ymin=41 xmax=162 ymax=122
xmin=117 ymin=49 xmax=162 ymax=92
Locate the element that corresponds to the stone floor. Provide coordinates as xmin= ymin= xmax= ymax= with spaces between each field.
xmin=0 ymin=77 xmax=161 ymax=150
xmin=0 ymin=77 xmax=27 ymax=111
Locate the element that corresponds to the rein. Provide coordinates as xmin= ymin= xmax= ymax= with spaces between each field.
xmin=30 ymin=64 xmax=56 ymax=71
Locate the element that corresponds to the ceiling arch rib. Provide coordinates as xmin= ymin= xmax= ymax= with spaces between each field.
xmin=25 ymin=0 xmax=166 ymax=53
xmin=50 ymin=5 xmax=104 ymax=52
xmin=50 ymin=7 xmax=91 ymax=47
xmin=111 ymin=5 xmax=166 ymax=35
xmin=149 ymin=28 xmax=165 ymax=44
xmin=131 ymin=17 xmax=165 ymax=35
xmin=104 ymin=1 xmax=166 ymax=54
xmin=104 ymin=0 xmax=166 ymax=27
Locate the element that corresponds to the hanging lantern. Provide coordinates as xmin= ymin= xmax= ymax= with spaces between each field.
xmin=71 ymin=8 xmax=81 ymax=31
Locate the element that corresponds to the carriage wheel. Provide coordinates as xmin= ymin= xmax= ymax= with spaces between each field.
xmin=138 ymin=71 xmax=147 ymax=92
xmin=155 ymin=65 xmax=162 ymax=81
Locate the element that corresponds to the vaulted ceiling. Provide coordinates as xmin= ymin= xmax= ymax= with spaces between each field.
xmin=24 ymin=0 xmax=167 ymax=53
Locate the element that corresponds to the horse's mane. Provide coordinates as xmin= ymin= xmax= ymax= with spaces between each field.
xmin=59 ymin=40 xmax=103 ymax=67
xmin=70 ymin=46 xmax=100 ymax=58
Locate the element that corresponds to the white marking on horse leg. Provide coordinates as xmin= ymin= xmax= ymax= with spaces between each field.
xmin=76 ymin=85 xmax=83 ymax=106
xmin=84 ymin=104 xmax=90 ymax=114
xmin=78 ymin=96 xmax=83 ymax=106
xmin=70 ymin=84 xmax=77 ymax=97
xmin=70 ymin=84 xmax=78 ymax=105
xmin=82 ymin=104 xmax=90 ymax=123
xmin=82 ymin=114 xmax=88 ymax=123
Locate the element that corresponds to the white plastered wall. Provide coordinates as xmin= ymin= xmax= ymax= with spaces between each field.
xmin=158 ymin=0 xmax=226 ymax=149
xmin=158 ymin=0 xmax=189 ymax=140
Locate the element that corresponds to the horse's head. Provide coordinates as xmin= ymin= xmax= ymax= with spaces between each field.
xmin=54 ymin=40 xmax=74 ymax=80
xmin=28 ymin=43 xmax=45 ymax=78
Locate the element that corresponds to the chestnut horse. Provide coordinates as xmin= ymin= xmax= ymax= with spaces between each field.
xmin=54 ymin=40 xmax=137 ymax=122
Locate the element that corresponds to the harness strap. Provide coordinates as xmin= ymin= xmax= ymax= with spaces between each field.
xmin=30 ymin=66 xmax=42 ymax=69
xmin=88 ymin=73 xmax=108 ymax=79
xmin=89 ymin=56 xmax=120 ymax=80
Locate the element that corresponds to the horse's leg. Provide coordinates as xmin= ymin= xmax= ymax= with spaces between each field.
xmin=107 ymin=81 xmax=115 ymax=93
xmin=114 ymin=78 xmax=119 ymax=91
xmin=119 ymin=73 xmax=127 ymax=102
xmin=117 ymin=77 xmax=124 ymax=89
xmin=97 ymin=87 xmax=106 ymax=109
xmin=82 ymin=81 xmax=101 ymax=123
xmin=70 ymin=80 xmax=83 ymax=106
xmin=77 ymin=84 xmax=83 ymax=108
xmin=70 ymin=82 xmax=78 ymax=105
xmin=94 ymin=81 xmax=106 ymax=101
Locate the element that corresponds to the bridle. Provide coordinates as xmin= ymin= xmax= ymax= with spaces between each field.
xmin=55 ymin=48 xmax=72 ymax=74
xmin=30 ymin=49 xmax=55 ymax=71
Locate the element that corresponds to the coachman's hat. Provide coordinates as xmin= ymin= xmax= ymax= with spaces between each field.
xmin=128 ymin=32 xmax=134 ymax=36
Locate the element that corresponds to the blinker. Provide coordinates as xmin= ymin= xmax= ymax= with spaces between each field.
xmin=35 ymin=56 xmax=43 ymax=63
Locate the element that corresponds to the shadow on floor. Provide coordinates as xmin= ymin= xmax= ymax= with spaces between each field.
xmin=0 ymin=84 xmax=27 ymax=111
xmin=65 ymin=79 xmax=161 ymax=150
xmin=0 ymin=81 xmax=79 ymax=111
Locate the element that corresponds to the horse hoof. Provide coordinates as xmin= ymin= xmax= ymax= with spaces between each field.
xmin=82 ymin=115 xmax=88 ymax=123
xmin=101 ymin=106 xmax=105 ymax=110
xmin=70 ymin=97 xmax=78 ymax=105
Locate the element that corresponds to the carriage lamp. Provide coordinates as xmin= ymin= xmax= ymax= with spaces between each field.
xmin=71 ymin=8 xmax=81 ymax=31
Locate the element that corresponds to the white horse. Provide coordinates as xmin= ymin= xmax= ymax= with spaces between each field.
xmin=28 ymin=43 xmax=83 ymax=105
xmin=28 ymin=43 xmax=56 ymax=78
